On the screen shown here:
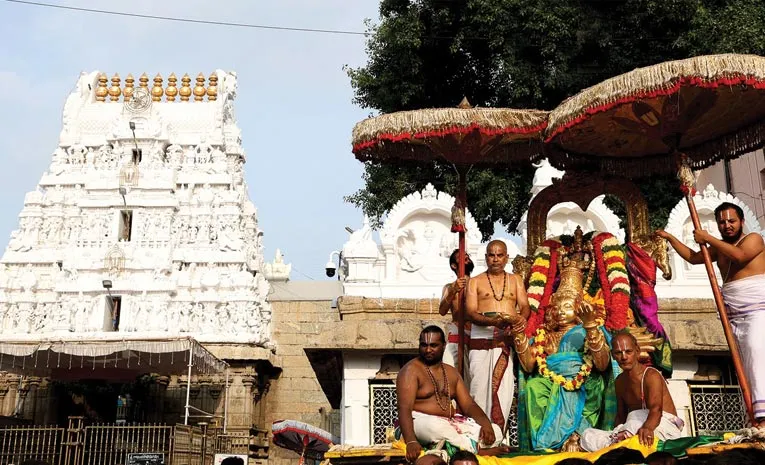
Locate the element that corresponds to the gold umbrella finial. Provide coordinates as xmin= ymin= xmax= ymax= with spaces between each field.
xmin=457 ymin=97 xmax=472 ymax=109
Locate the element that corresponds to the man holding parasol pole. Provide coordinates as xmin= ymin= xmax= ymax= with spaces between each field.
xmin=658 ymin=202 xmax=765 ymax=426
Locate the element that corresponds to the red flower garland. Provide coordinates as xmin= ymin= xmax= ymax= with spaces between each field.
xmin=591 ymin=233 xmax=629 ymax=331
xmin=526 ymin=240 xmax=562 ymax=337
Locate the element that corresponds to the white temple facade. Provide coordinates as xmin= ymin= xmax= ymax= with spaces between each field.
xmin=0 ymin=70 xmax=273 ymax=346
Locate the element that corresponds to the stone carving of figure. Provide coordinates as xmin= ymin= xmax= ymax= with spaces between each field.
xmin=31 ymin=303 xmax=47 ymax=332
xmin=515 ymin=232 xmax=616 ymax=452
xmin=197 ymin=217 xmax=211 ymax=244
xmin=227 ymin=301 xmax=246 ymax=333
xmin=200 ymin=304 xmax=217 ymax=334
xmin=195 ymin=142 xmax=213 ymax=165
xmin=216 ymin=303 xmax=229 ymax=329
xmin=53 ymin=302 xmax=68 ymax=331
xmin=165 ymin=144 xmax=184 ymax=167
xmin=396 ymin=229 xmax=423 ymax=272
xmin=179 ymin=303 xmax=192 ymax=332
xmin=8 ymin=230 xmax=32 ymax=252
xmin=15 ymin=303 xmax=32 ymax=333
xmin=151 ymin=300 xmax=168 ymax=332
xmin=0 ymin=303 xmax=8 ymax=333
xmin=128 ymin=300 xmax=145 ymax=332
xmin=5 ymin=304 xmax=17 ymax=332
xmin=246 ymin=302 xmax=262 ymax=333
xmin=49 ymin=217 xmax=63 ymax=244
xmin=218 ymin=222 xmax=242 ymax=251
xmin=189 ymin=302 xmax=204 ymax=332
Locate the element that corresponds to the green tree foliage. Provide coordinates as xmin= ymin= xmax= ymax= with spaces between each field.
xmin=347 ymin=0 xmax=765 ymax=238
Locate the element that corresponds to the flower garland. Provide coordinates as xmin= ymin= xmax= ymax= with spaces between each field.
xmin=525 ymin=239 xmax=562 ymax=337
xmin=533 ymin=329 xmax=593 ymax=391
xmin=592 ymin=233 xmax=630 ymax=330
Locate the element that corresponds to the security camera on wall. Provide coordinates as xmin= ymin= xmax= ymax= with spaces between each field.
xmin=325 ymin=260 xmax=337 ymax=278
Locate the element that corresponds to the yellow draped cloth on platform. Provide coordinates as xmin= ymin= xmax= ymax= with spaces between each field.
xmin=392 ymin=436 xmax=656 ymax=464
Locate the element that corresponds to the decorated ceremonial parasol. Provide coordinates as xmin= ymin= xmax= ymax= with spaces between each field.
xmin=352 ymin=100 xmax=548 ymax=376
xmin=272 ymin=419 xmax=340 ymax=465
xmin=545 ymin=53 xmax=765 ymax=423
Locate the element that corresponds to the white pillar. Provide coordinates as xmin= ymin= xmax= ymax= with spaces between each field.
xmin=341 ymin=353 xmax=382 ymax=445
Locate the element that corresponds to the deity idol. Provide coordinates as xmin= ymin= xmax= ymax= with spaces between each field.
xmin=510 ymin=228 xmax=619 ymax=451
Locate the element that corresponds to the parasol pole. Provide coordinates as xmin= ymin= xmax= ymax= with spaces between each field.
xmin=678 ymin=157 xmax=755 ymax=424
xmin=456 ymin=167 xmax=468 ymax=379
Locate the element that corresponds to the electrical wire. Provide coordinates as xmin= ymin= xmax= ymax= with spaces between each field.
xmin=2 ymin=0 xmax=371 ymax=36
xmin=2 ymin=0 xmax=701 ymax=46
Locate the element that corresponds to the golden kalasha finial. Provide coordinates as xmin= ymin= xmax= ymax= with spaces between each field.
xmin=457 ymin=97 xmax=472 ymax=109
xmin=193 ymin=73 xmax=207 ymax=101
xmin=179 ymin=74 xmax=192 ymax=101
xmin=207 ymin=72 xmax=218 ymax=101
xmin=123 ymin=74 xmax=135 ymax=102
xmin=151 ymin=73 xmax=164 ymax=102
xmin=139 ymin=73 xmax=149 ymax=88
xmin=108 ymin=73 xmax=122 ymax=102
xmin=165 ymin=73 xmax=178 ymax=102
xmin=95 ymin=73 xmax=109 ymax=102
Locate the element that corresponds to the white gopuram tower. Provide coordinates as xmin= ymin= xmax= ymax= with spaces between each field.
xmin=0 ymin=71 xmax=275 ymax=428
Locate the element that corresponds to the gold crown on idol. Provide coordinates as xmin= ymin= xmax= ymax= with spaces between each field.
xmin=554 ymin=226 xmax=593 ymax=301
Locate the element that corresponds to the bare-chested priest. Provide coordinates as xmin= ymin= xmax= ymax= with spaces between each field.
xmin=580 ymin=332 xmax=684 ymax=451
xmin=397 ymin=326 xmax=508 ymax=462
xmin=465 ymin=240 xmax=530 ymax=431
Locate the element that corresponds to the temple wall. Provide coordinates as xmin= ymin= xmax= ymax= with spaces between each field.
xmin=266 ymin=295 xmax=341 ymax=465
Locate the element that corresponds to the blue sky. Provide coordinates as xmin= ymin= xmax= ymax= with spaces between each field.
xmin=0 ymin=0 xmax=380 ymax=280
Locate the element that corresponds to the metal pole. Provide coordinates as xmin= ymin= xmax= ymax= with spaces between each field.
xmin=184 ymin=345 xmax=193 ymax=425
xmin=456 ymin=168 xmax=467 ymax=379
xmin=679 ymin=157 xmax=754 ymax=423
xmin=223 ymin=367 xmax=230 ymax=433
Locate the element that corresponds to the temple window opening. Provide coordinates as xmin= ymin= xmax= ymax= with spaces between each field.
xmin=118 ymin=210 xmax=132 ymax=242
xmin=688 ymin=356 xmax=748 ymax=435
xmin=104 ymin=295 xmax=121 ymax=332
xmin=369 ymin=381 xmax=396 ymax=444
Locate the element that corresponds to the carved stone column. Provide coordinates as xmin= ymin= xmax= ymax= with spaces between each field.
xmin=150 ymin=375 xmax=170 ymax=422
xmin=238 ymin=375 xmax=256 ymax=429
xmin=0 ymin=382 xmax=9 ymax=418
xmin=27 ymin=376 xmax=42 ymax=423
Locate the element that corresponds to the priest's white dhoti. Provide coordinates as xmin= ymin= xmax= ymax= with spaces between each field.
xmin=468 ymin=324 xmax=514 ymax=430
xmin=722 ymin=273 xmax=765 ymax=420
xmin=411 ymin=411 xmax=502 ymax=454
xmin=579 ymin=409 xmax=684 ymax=452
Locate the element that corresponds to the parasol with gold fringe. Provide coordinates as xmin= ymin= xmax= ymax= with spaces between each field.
xmin=545 ymin=53 xmax=765 ymax=424
xmin=351 ymin=99 xmax=548 ymax=377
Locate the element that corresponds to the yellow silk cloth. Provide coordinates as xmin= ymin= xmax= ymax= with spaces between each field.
xmin=392 ymin=436 xmax=656 ymax=464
